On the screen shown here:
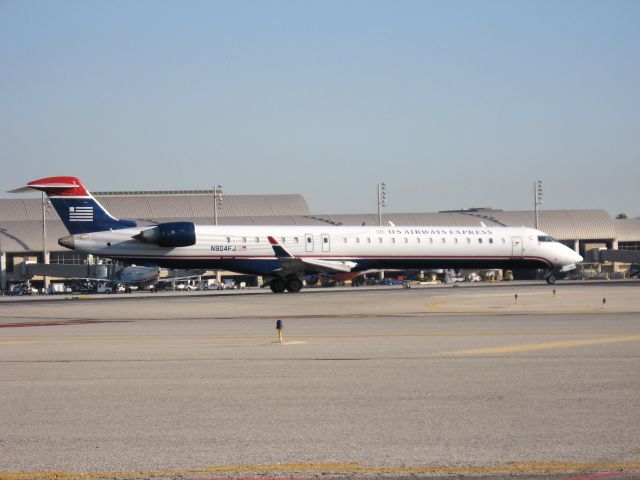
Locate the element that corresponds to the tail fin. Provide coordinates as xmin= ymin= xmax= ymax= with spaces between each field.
xmin=20 ymin=176 xmax=137 ymax=234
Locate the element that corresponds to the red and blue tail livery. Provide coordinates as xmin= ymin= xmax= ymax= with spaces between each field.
xmin=24 ymin=176 xmax=137 ymax=234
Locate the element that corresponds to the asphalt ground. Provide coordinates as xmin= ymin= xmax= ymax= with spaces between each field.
xmin=0 ymin=282 xmax=639 ymax=480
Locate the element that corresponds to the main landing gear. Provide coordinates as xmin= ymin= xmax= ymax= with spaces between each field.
xmin=545 ymin=273 xmax=557 ymax=285
xmin=269 ymin=276 xmax=303 ymax=293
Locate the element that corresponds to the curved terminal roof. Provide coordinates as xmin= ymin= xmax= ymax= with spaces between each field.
xmin=93 ymin=192 xmax=310 ymax=221
xmin=315 ymin=209 xmax=618 ymax=240
xmin=613 ymin=219 xmax=640 ymax=242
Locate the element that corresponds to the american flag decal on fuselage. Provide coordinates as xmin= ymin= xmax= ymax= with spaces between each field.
xmin=69 ymin=206 xmax=93 ymax=222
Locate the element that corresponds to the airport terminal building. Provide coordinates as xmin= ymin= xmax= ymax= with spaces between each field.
xmin=1 ymin=189 xmax=639 ymax=289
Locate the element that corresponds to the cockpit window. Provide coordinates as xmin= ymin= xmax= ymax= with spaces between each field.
xmin=538 ymin=235 xmax=557 ymax=242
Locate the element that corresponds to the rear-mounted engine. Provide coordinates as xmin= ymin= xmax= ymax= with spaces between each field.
xmin=133 ymin=222 xmax=196 ymax=247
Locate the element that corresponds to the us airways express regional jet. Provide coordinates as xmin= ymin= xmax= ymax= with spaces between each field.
xmin=15 ymin=177 xmax=583 ymax=293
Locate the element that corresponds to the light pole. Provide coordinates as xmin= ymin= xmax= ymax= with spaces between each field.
xmin=534 ymin=180 xmax=543 ymax=230
xmin=377 ymin=183 xmax=387 ymax=226
xmin=213 ymin=185 xmax=223 ymax=226
xmin=41 ymin=192 xmax=52 ymax=289
xmin=213 ymin=185 xmax=223 ymax=285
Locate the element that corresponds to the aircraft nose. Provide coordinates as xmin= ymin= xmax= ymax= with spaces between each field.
xmin=565 ymin=247 xmax=583 ymax=264
xmin=58 ymin=235 xmax=75 ymax=249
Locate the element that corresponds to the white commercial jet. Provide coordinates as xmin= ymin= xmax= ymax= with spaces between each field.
xmin=13 ymin=176 xmax=583 ymax=293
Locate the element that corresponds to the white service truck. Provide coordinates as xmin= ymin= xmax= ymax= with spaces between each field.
xmin=48 ymin=283 xmax=71 ymax=294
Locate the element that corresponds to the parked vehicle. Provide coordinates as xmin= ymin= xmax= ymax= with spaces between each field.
xmin=9 ymin=283 xmax=37 ymax=296
xmin=198 ymin=279 xmax=218 ymax=290
xmin=466 ymin=272 xmax=481 ymax=282
xmin=96 ymin=284 xmax=114 ymax=294
xmin=48 ymin=283 xmax=71 ymax=295
xmin=173 ymin=281 xmax=200 ymax=290
xmin=223 ymin=279 xmax=237 ymax=289
xmin=96 ymin=283 xmax=125 ymax=294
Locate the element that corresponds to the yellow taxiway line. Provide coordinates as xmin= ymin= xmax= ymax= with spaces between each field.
xmin=440 ymin=335 xmax=640 ymax=355
xmin=2 ymin=461 xmax=640 ymax=479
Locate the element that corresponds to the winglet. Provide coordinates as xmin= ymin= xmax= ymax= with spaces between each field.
xmin=267 ymin=236 xmax=294 ymax=258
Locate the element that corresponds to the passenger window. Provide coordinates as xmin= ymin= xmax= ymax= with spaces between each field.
xmin=356 ymin=237 xmax=360 ymax=243
xmin=255 ymin=237 xmax=260 ymax=243
xmin=478 ymin=238 xmax=483 ymax=244
xmin=281 ymin=237 xmax=286 ymax=243
xmin=294 ymin=237 xmax=299 ymax=243
xmin=378 ymin=237 xmax=383 ymax=243
xmin=489 ymin=238 xmax=493 ymax=244
xmin=441 ymin=238 xmax=446 ymax=244
xmin=391 ymin=238 xmax=396 ymax=244
xmin=367 ymin=237 xmax=371 ymax=243
xmin=307 ymin=237 xmax=312 ymax=243
xmin=404 ymin=238 xmax=408 ymax=243
xmin=226 ymin=237 xmax=231 ymax=243
xmin=323 ymin=237 xmax=329 ymax=244
xmin=466 ymin=238 xmax=471 ymax=244
xmin=417 ymin=238 xmax=421 ymax=243
xmin=242 ymin=237 xmax=246 ymax=243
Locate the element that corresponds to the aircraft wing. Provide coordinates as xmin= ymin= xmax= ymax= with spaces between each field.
xmin=157 ymin=275 xmax=202 ymax=283
xmin=267 ymin=236 xmax=357 ymax=276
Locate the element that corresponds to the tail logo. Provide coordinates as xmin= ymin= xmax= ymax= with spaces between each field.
xmin=69 ymin=206 xmax=93 ymax=222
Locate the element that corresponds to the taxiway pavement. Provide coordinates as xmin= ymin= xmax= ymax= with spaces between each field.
xmin=0 ymin=283 xmax=639 ymax=479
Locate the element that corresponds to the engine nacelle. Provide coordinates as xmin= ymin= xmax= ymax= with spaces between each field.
xmin=133 ymin=222 xmax=196 ymax=248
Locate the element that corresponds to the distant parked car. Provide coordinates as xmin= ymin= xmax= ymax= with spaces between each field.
xmin=48 ymin=283 xmax=71 ymax=295
xmin=9 ymin=283 xmax=37 ymax=296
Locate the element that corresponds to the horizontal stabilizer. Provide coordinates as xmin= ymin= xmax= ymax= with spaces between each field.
xmin=8 ymin=181 xmax=79 ymax=194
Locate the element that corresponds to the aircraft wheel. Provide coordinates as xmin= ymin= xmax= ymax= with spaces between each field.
xmin=546 ymin=274 xmax=557 ymax=285
xmin=269 ymin=278 xmax=286 ymax=293
xmin=285 ymin=277 xmax=303 ymax=293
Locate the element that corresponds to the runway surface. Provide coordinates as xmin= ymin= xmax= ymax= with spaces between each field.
xmin=0 ymin=283 xmax=639 ymax=479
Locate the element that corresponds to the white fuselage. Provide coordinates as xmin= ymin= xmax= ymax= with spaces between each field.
xmin=64 ymin=224 xmax=583 ymax=276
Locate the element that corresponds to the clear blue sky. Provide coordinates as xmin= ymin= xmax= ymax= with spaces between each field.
xmin=1 ymin=0 xmax=639 ymax=217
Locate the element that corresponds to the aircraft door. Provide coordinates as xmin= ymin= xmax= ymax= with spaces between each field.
xmin=305 ymin=233 xmax=314 ymax=252
xmin=511 ymin=237 xmax=523 ymax=257
xmin=321 ymin=234 xmax=330 ymax=252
